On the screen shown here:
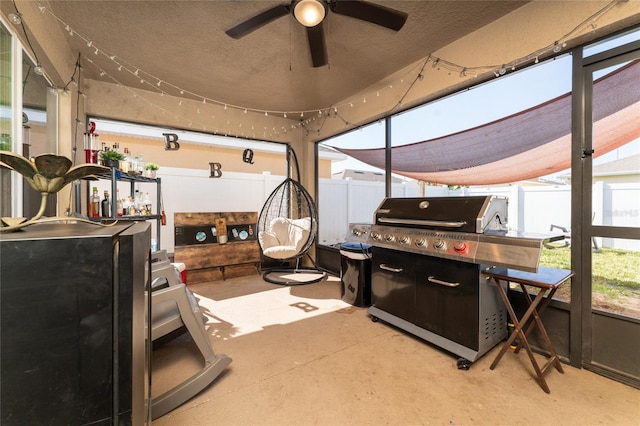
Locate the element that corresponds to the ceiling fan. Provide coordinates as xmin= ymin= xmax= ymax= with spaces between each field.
xmin=225 ymin=0 xmax=408 ymax=68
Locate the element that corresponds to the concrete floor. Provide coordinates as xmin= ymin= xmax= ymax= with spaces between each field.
xmin=151 ymin=274 xmax=639 ymax=425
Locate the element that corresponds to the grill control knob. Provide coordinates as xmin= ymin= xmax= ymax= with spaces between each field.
xmin=384 ymin=234 xmax=395 ymax=243
xmin=454 ymin=241 xmax=468 ymax=253
xmin=433 ymin=239 xmax=446 ymax=250
xmin=399 ymin=236 xmax=410 ymax=245
xmin=415 ymin=238 xmax=427 ymax=247
xmin=371 ymin=232 xmax=381 ymax=240
xmin=352 ymin=229 xmax=362 ymax=237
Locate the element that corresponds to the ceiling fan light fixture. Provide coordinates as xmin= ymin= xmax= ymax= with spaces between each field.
xmin=293 ymin=0 xmax=326 ymax=27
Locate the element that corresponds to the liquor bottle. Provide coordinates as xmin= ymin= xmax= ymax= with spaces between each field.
xmin=101 ymin=190 xmax=110 ymax=217
xmin=120 ymin=147 xmax=131 ymax=173
xmin=122 ymin=197 xmax=131 ymax=216
xmin=89 ymin=187 xmax=100 ymax=218
xmin=116 ymin=189 xmax=123 ymax=216
xmin=143 ymin=192 xmax=152 ymax=216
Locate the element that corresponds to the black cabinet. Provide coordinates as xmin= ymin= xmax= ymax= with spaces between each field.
xmin=371 ymin=247 xmax=416 ymax=321
xmin=370 ymin=247 xmax=506 ymax=362
xmin=0 ymin=222 xmax=152 ymax=425
xmin=414 ymin=256 xmax=480 ymax=351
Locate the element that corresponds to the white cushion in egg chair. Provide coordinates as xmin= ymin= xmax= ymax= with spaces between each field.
xmin=258 ymin=217 xmax=311 ymax=260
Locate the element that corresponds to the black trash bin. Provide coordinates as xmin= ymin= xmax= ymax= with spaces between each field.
xmin=340 ymin=242 xmax=372 ymax=307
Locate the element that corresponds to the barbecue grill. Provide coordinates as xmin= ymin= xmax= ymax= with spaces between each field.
xmin=348 ymin=196 xmax=556 ymax=365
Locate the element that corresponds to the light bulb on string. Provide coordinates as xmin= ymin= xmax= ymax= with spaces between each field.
xmin=9 ymin=12 xmax=22 ymax=25
xmin=34 ymin=63 xmax=45 ymax=76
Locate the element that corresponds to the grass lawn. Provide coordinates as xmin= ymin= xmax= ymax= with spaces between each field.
xmin=537 ymin=246 xmax=640 ymax=317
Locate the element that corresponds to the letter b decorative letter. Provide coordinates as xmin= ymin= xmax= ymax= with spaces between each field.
xmin=209 ymin=162 xmax=222 ymax=178
xmin=163 ymin=133 xmax=180 ymax=150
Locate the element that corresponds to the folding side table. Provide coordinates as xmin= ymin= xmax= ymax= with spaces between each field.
xmin=483 ymin=266 xmax=574 ymax=393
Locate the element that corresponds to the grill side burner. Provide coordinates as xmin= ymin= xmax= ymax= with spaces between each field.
xmin=350 ymin=196 xmax=552 ymax=365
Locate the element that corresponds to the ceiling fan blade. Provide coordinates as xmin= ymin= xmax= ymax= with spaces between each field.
xmin=225 ymin=4 xmax=290 ymax=39
xmin=307 ymin=24 xmax=328 ymax=68
xmin=330 ymin=0 xmax=408 ymax=31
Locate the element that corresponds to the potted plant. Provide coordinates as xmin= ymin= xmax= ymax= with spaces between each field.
xmin=99 ymin=149 xmax=126 ymax=168
xmin=144 ymin=162 xmax=159 ymax=178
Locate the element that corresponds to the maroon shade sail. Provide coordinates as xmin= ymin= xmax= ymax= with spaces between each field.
xmin=332 ymin=60 xmax=640 ymax=185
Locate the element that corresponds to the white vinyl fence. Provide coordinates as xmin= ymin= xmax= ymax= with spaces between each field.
xmin=91 ymin=169 xmax=639 ymax=253
xmin=318 ymin=178 xmax=640 ymax=251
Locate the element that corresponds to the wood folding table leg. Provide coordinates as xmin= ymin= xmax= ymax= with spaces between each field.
xmin=515 ymin=283 xmax=564 ymax=376
xmin=482 ymin=267 xmax=574 ymax=394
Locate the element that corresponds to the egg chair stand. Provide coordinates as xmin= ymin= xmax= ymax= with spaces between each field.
xmin=257 ymin=147 xmax=326 ymax=286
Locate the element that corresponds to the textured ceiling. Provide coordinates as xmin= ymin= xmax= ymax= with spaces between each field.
xmin=44 ymin=1 xmax=527 ymax=113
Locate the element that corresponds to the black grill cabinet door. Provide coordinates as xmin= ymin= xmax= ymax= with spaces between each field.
xmin=371 ymin=247 xmax=416 ymax=322
xmin=414 ymin=256 xmax=480 ymax=350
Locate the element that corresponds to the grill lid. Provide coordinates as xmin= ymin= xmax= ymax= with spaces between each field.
xmin=374 ymin=196 xmax=508 ymax=234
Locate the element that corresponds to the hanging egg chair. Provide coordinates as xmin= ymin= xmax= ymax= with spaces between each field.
xmin=256 ymin=146 xmax=326 ymax=285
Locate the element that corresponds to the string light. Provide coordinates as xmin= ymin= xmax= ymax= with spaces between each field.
xmin=30 ymin=0 xmax=626 ymax=138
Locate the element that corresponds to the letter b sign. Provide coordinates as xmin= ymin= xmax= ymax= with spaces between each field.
xmin=163 ymin=133 xmax=180 ymax=151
